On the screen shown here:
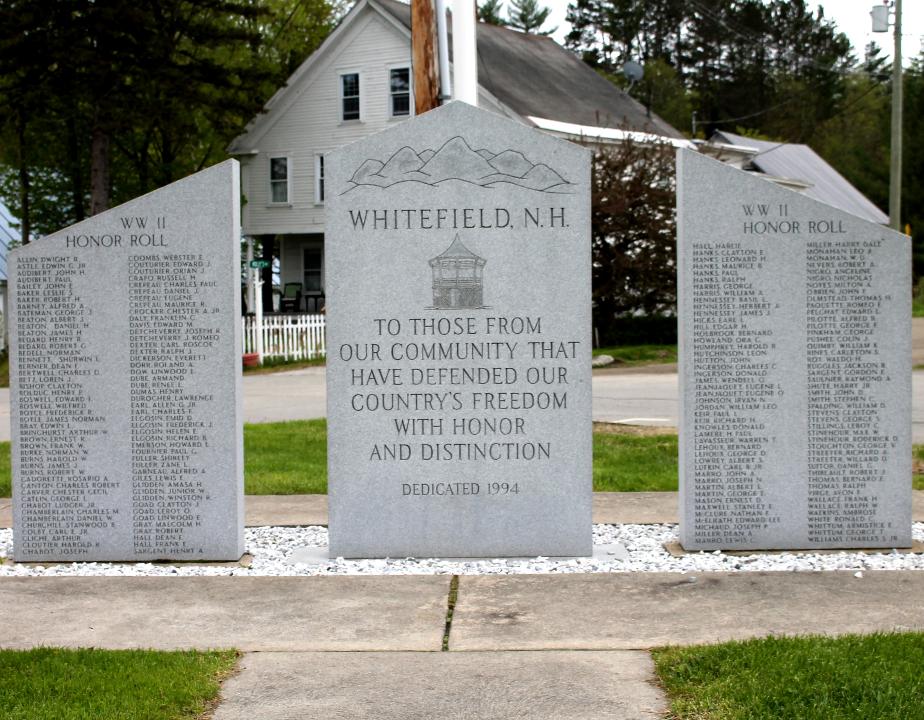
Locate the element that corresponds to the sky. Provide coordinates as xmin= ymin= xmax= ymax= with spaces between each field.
xmin=540 ymin=0 xmax=923 ymax=66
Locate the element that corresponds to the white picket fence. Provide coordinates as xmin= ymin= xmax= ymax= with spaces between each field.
xmin=242 ymin=313 xmax=326 ymax=360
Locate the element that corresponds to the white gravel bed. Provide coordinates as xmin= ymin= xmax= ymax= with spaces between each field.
xmin=1 ymin=524 xmax=923 ymax=577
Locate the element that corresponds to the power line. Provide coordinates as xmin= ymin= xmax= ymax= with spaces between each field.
xmin=704 ymin=96 xmax=800 ymax=126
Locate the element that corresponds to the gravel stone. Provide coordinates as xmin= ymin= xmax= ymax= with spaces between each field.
xmin=1 ymin=524 xmax=922 ymax=577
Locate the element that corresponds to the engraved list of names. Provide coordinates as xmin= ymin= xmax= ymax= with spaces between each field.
xmin=678 ymin=150 xmax=910 ymax=551
xmin=11 ymin=161 xmax=244 ymax=562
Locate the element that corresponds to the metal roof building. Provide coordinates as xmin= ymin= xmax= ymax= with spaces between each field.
xmin=709 ymin=130 xmax=888 ymax=225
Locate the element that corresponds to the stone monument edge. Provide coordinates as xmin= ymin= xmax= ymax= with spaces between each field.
xmin=676 ymin=148 xmax=912 ymax=551
xmin=10 ymin=159 xmax=245 ymax=561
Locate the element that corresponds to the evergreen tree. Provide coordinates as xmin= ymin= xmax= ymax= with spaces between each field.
xmin=0 ymin=0 xmax=336 ymax=237
xmin=903 ymin=52 xmax=924 ymax=278
xmin=479 ymin=0 xmax=506 ymax=26
xmin=507 ymin=0 xmax=554 ymax=35
xmin=564 ymin=0 xmax=853 ymax=141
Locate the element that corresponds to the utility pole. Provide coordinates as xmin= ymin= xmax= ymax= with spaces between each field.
xmin=872 ymin=0 xmax=903 ymax=231
xmin=412 ymin=0 xmax=440 ymax=114
xmin=889 ymin=0 xmax=902 ymax=232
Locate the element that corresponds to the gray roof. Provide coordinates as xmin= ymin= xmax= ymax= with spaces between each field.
xmin=715 ymin=131 xmax=888 ymax=225
xmin=376 ymin=0 xmax=683 ymax=138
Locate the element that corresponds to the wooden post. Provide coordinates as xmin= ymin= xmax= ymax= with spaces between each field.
xmin=412 ymin=0 xmax=440 ymax=114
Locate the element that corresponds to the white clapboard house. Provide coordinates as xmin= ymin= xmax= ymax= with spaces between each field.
xmin=227 ymin=0 xmax=686 ymax=318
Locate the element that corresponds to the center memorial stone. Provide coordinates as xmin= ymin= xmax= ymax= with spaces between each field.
xmin=326 ymin=101 xmax=591 ymax=558
xmin=10 ymin=161 xmax=244 ymax=562
xmin=678 ymin=149 xmax=910 ymax=551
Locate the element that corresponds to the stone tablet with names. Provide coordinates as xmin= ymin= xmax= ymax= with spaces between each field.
xmin=11 ymin=161 xmax=244 ymax=561
xmin=326 ymin=101 xmax=592 ymax=558
xmin=678 ymin=150 xmax=910 ymax=550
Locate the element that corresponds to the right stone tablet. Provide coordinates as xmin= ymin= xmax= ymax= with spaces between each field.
xmin=678 ymin=149 xmax=910 ymax=551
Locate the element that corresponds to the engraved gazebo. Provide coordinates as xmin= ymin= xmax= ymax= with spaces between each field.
xmin=428 ymin=235 xmax=486 ymax=309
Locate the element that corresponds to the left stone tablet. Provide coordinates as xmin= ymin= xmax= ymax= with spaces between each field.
xmin=10 ymin=160 xmax=244 ymax=562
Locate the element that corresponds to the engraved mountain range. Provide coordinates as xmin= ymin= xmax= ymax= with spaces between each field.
xmin=346 ymin=136 xmax=573 ymax=194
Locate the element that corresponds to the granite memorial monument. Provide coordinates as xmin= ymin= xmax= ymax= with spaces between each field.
xmin=678 ymin=149 xmax=910 ymax=551
xmin=326 ymin=101 xmax=592 ymax=558
xmin=11 ymin=160 xmax=244 ymax=561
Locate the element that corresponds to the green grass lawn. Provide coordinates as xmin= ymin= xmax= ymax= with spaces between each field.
xmin=242 ymin=356 xmax=326 ymax=375
xmin=914 ymin=445 xmax=924 ymax=489
xmin=0 ymin=647 xmax=237 ymax=720
xmin=593 ymin=344 xmax=677 ymax=366
xmin=593 ymin=429 xmax=678 ymax=491
xmin=653 ymin=632 xmax=924 ymax=719
xmin=913 ymin=284 xmax=924 ymax=318
xmin=0 ymin=423 xmax=922 ymax=496
xmin=244 ymin=419 xmax=328 ymax=494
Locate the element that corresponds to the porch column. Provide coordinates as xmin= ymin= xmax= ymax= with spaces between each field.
xmin=260 ymin=234 xmax=275 ymax=312
xmin=245 ymin=236 xmax=255 ymax=313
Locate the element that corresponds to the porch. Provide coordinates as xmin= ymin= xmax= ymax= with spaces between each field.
xmin=245 ymin=233 xmax=326 ymax=317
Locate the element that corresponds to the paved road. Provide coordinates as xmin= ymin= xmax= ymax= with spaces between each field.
xmin=3 ymin=367 xmax=924 ymax=441
xmin=239 ymin=367 xmax=924 ymax=444
xmin=243 ymin=367 xmax=327 ymax=423
xmin=240 ymin=366 xmax=684 ymax=427
xmin=241 ymin=366 xmax=682 ymax=428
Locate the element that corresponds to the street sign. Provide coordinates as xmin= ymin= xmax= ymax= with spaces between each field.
xmin=249 ymin=259 xmax=270 ymax=269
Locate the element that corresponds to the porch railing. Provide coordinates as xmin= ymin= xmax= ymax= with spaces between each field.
xmin=242 ymin=313 xmax=326 ymax=361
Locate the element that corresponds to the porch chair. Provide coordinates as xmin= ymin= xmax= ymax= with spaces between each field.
xmin=280 ymin=282 xmax=303 ymax=313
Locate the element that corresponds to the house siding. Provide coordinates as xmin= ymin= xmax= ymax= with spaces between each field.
xmin=240 ymin=7 xmax=412 ymax=236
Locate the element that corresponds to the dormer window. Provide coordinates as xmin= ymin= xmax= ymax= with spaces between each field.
xmin=341 ymin=73 xmax=360 ymax=121
xmin=390 ymin=67 xmax=410 ymax=117
xmin=269 ymin=156 xmax=289 ymax=204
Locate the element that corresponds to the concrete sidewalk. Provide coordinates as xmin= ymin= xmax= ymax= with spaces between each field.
xmin=5 ymin=572 xmax=922 ymax=652
xmin=5 ymin=571 xmax=924 ymax=719
xmin=211 ymin=650 xmax=667 ymax=720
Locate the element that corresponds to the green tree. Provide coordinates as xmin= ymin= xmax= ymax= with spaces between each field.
xmin=588 ymin=139 xmax=676 ymax=328
xmin=0 ymin=0 xmax=77 ymax=242
xmin=249 ymin=0 xmax=340 ymax=77
xmin=600 ymin=58 xmax=692 ymax=136
xmin=478 ymin=0 xmax=506 ymax=26
xmin=903 ymin=52 xmax=924 ymax=278
xmin=506 ymin=0 xmax=554 ymax=35
xmin=812 ymin=72 xmax=889 ymax=212
xmin=565 ymin=0 xmax=853 ymax=141
xmin=0 ymin=0 xmax=335 ymax=238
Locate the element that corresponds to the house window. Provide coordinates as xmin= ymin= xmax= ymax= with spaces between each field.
xmin=341 ymin=73 xmax=360 ymax=121
xmin=390 ymin=67 xmax=410 ymax=117
xmin=314 ymin=154 xmax=325 ymax=204
xmin=303 ymin=249 xmax=323 ymax=292
xmin=269 ymin=156 xmax=289 ymax=203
